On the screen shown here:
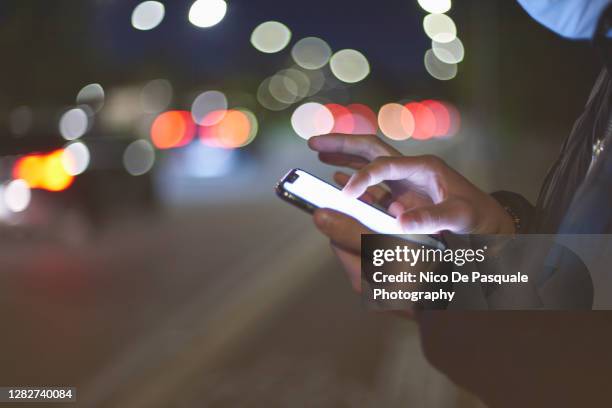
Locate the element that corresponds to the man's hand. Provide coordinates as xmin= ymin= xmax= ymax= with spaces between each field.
xmin=309 ymin=133 xmax=515 ymax=293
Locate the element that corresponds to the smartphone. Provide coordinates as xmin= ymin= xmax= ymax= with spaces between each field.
xmin=276 ymin=168 xmax=445 ymax=249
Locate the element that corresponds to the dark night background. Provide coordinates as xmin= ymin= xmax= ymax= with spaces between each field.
xmin=0 ymin=1 xmax=604 ymax=407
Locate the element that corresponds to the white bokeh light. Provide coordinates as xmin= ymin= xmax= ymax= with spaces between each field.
xmin=418 ymin=0 xmax=451 ymax=14
xmin=432 ymin=37 xmax=464 ymax=64
xmin=424 ymin=49 xmax=457 ymax=80
xmin=59 ymin=108 xmax=89 ymax=140
xmin=291 ymin=37 xmax=332 ymax=70
xmin=291 ymin=102 xmax=334 ymax=140
xmin=423 ymin=13 xmax=457 ymax=43
xmin=257 ymin=77 xmax=291 ymax=111
xmin=191 ymin=90 xmax=227 ymax=125
xmin=76 ymin=83 xmax=105 ymax=113
xmin=124 ymin=139 xmax=156 ymax=176
xmin=131 ymin=1 xmax=165 ymax=31
xmin=3 ymin=179 xmax=31 ymax=213
xmin=62 ymin=142 xmax=91 ymax=176
xmin=330 ymin=49 xmax=370 ymax=83
xmin=188 ymin=0 xmax=227 ymax=28
xmin=250 ymin=21 xmax=292 ymax=54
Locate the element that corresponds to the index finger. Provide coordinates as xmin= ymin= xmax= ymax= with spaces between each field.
xmin=308 ymin=134 xmax=401 ymax=162
xmin=343 ymin=156 xmax=447 ymax=202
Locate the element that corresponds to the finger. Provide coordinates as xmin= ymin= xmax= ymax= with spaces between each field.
xmin=334 ymin=172 xmax=392 ymax=206
xmin=388 ymin=200 xmax=405 ymax=217
xmin=318 ymin=152 xmax=368 ymax=170
xmin=398 ymin=199 xmax=472 ymax=234
xmin=331 ymin=244 xmax=362 ymax=293
xmin=334 ymin=171 xmax=373 ymax=203
xmin=343 ymin=156 xmax=446 ymax=202
xmin=308 ymin=134 xmax=401 ymax=162
xmin=313 ymin=208 xmax=373 ymax=253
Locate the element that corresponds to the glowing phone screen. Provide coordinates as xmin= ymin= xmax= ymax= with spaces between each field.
xmin=283 ymin=169 xmax=444 ymax=249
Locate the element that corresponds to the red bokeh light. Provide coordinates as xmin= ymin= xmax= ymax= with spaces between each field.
xmin=150 ymin=110 xmax=195 ymax=149
xmin=346 ymin=104 xmax=377 ymax=134
xmin=325 ymin=103 xmax=355 ymax=134
xmin=405 ymin=102 xmax=437 ymax=140
xmin=422 ymin=100 xmax=450 ymax=137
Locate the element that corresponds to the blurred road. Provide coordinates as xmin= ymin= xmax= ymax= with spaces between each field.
xmin=0 ymin=199 xmax=485 ymax=408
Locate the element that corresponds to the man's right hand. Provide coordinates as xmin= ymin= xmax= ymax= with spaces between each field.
xmin=308 ymin=133 xmax=515 ymax=292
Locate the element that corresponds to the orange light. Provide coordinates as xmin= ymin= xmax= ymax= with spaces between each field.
xmin=41 ymin=150 xmax=74 ymax=191
xmin=325 ymin=104 xmax=355 ymax=134
xmin=13 ymin=155 xmax=45 ymax=188
xmin=405 ymin=102 xmax=437 ymax=140
xmin=150 ymin=110 xmax=195 ymax=149
xmin=13 ymin=150 xmax=74 ymax=191
xmin=199 ymin=109 xmax=252 ymax=149
xmin=346 ymin=104 xmax=377 ymax=134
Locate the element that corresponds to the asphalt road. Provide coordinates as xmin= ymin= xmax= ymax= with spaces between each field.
xmin=0 ymin=196 xmax=482 ymax=408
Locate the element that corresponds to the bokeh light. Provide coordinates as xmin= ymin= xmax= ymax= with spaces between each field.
xmin=123 ymin=139 xmax=156 ymax=176
xmin=235 ymin=108 xmax=259 ymax=147
xmin=140 ymin=79 xmax=173 ymax=113
xmin=59 ymin=108 xmax=89 ymax=140
xmin=443 ymin=102 xmax=461 ymax=137
xmin=257 ymin=77 xmax=290 ymax=111
xmin=191 ymin=90 xmax=227 ymax=125
xmin=199 ymin=109 xmax=255 ymax=149
xmin=13 ymin=155 xmax=45 ymax=189
xmin=418 ymin=0 xmax=451 ymax=14
xmin=405 ymin=102 xmax=436 ymax=140
xmin=150 ymin=110 xmax=196 ymax=149
xmin=13 ymin=151 xmax=74 ymax=191
xmin=269 ymin=68 xmax=310 ymax=104
xmin=291 ymin=102 xmax=334 ymax=140
xmin=302 ymin=69 xmax=325 ymax=97
xmin=325 ymin=104 xmax=355 ymax=134
xmin=330 ymin=49 xmax=370 ymax=83
xmin=423 ymin=13 xmax=457 ymax=43
xmin=41 ymin=150 xmax=75 ymax=191
xmin=188 ymin=0 xmax=227 ymax=28
xmin=131 ymin=1 xmax=165 ymax=31
xmin=346 ymin=104 xmax=377 ymax=134
xmin=378 ymin=103 xmax=414 ymax=141
xmin=291 ymin=37 xmax=332 ymax=70
xmin=9 ymin=106 xmax=33 ymax=136
xmin=3 ymin=180 xmax=31 ymax=213
xmin=250 ymin=21 xmax=292 ymax=54
xmin=421 ymin=100 xmax=450 ymax=137
xmin=61 ymin=141 xmax=90 ymax=176
xmin=432 ymin=37 xmax=464 ymax=64
xmin=76 ymin=83 xmax=105 ymax=113
xmin=132 ymin=1 xmax=166 ymax=31
xmin=424 ymin=49 xmax=457 ymax=80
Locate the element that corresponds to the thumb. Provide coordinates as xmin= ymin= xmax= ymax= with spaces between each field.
xmin=313 ymin=208 xmax=373 ymax=252
xmin=398 ymin=200 xmax=471 ymax=234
